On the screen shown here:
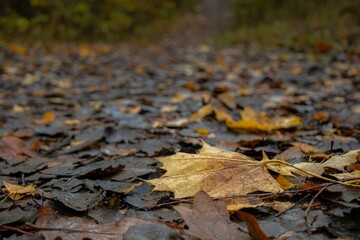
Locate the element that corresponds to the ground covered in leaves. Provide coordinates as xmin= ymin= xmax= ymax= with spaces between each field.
xmin=0 ymin=43 xmax=360 ymax=239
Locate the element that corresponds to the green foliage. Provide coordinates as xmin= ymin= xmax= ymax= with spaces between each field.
xmin=0 ymin=0 xmax=195 ymax=42
xmin=225 ymin=0 xmax=360 ymax=50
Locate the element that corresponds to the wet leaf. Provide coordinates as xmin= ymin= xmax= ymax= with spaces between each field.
xmin=174 ymin=191 xmax=250 ymax=240
xmin=53 ymin=190 xmax=104 ymax=211
xmin=0 ymin=136 xmax=35 ymax=160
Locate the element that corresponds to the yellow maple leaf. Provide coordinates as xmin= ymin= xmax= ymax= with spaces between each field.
xmin=226 ymin=107 xmax=301 ymax=132
xmin=148 ymin=141 xmax=283 ymax=198
xmin=3 ymin=181 xmax=36 ymax=200
xmin=190 ymin=102 xmax=301 ymax=132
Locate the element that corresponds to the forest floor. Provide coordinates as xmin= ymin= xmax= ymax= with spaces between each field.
xmin=0 ymin=41 xmax=360 ymax=240
xmin=1 ymin=3 xmax=360 ymax=239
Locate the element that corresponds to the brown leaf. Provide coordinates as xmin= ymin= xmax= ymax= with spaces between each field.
xmin=174 ymin=191 xmax=250 ymax=240
xmin=0 ymin=135 xmax=34 ymax=160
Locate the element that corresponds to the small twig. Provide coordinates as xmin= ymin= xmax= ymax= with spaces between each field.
xmin=24 ymin=223 xmax=119 ymax=235
xmin=275 ymin=194 xmax=311 ymax=217
xmin=1 ymin=226 xmax=33 ymax=236
xmin=215 ymin=192 xmax=275 ymax=200
xmin=21 ymin=173 xmax=25 ymax=186
xmin=0 ymin=188 xmax=15 ymax=205
xmin=304 ymin=184 xmax=332 ymax=226
xmin=262 ymin=159 xmax=359 ymax=187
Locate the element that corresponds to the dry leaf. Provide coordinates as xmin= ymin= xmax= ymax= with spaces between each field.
xmin=275 ymin=174 xmax=294 ymax=190
xmin=330 ymin=170 xmax=360 ymax=182
xmin=148 ymin=141 xmax=283 ymax=198
xmin=3 ymin=181 xmax=35 ymax=200
xmin=265 ymin=154 xmax=324 ymax=178
xmin=322 ymin=150 xmax=359 ymax=171
xmin=174 ymin=191 xmax=250 ymax=240
xmin=290 ymin=142 xmax=323 ymax=154
xmin=224 ymin=196 xmax=264 ymax=212
xmin=269 ymin=201 xmax=295 ymax=212
xmin=226 ymin=107 xmax=301 ymax=132
xmin=217 ymin=92 xmax=237 ymax=109
xmin=33 ymin=111 xmax=55 ymax=125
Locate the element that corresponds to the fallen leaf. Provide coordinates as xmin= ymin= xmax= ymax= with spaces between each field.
xmin=312 ymin=111 xmax=330 ymax=122
xmin=276 ymin=174 xmax=294 ymax=190
xmin=33 ymin=111 xmax=55 ymax=125
xmin=174 ymin=191 xmax=250 ymax=240
xmin=291 ymin=162 xmax=325 ymax=177
xmin=217 ymin=92 xmax=237 ymax=109
xmin=330 ymin=170 xmax=360 ymax=182
xmin=226 ymin=107 xmax=301 ymax=132
xmin=53 ymin=190 xmax=104 ymax=211
xmin=148 ymin=141 xmax=283 ymax=198
xmin=0 ymin=136 xmax=34 ymax=160
xmin=193 ymin=128 xmax=209 ymax=135
xmin=266 ymin=154 xmax=324 ymax=178
xmin=235 ymin=211 xmax=269 ymax=240
xmin=223 ymin=196 xmax=264 ymax=212
xmin=290 ymin=142 xmax=323 ymax=154
xmin=34 ymin=205 xmax=161 ymax=240
xmin=3 ymin=181 xmax=35 ymax=200
xmin=322 ymin=150 xmax=359 ymax=171
xmin=269 ymin=201 xmax=295 ymax=212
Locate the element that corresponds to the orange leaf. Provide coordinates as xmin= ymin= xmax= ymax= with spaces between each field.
xmin=235 ymin=211 xmax=269 ymax=240
xmin=33 ymin=111 xmax=55 ymax=125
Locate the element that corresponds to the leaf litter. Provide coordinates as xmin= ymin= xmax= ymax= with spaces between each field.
xmin=0 ymin=42 xmax=360 ymax=239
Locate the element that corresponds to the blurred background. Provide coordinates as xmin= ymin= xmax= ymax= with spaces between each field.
xmin=1 ymin=0 xmax=360 ymax=51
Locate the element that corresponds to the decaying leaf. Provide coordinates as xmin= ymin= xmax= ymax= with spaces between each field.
xmin=174 ymin=191 xmax=250 ymax=240
xmin=3 ymin=181 xmax=36 ymax=200
xmin=148 ymin=141 xmax=283 ymax=198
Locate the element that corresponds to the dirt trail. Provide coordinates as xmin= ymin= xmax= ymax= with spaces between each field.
xmin=163 ymin=0 xmax=232 ymax=46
